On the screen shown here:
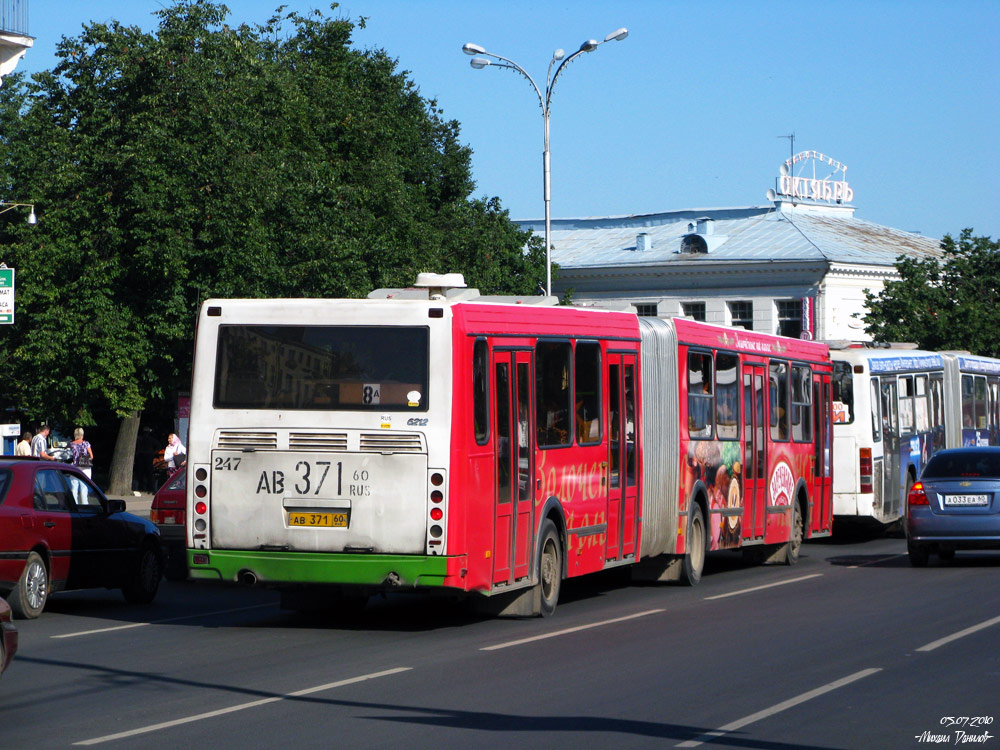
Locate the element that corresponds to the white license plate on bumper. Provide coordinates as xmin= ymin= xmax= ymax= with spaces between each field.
xmin=943 ymin=494 xmax=989 ymax=506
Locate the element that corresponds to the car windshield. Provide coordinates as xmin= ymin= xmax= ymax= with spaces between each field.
xmin=922 ymin=452 xmax=1000 ymax=479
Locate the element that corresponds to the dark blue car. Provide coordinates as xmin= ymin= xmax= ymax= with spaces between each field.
xmin=907 ymin=447 xmax=1000 ymax=566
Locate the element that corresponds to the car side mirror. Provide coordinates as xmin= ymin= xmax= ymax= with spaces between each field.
xmin=107 ymin=498 xmax=127 ymax=514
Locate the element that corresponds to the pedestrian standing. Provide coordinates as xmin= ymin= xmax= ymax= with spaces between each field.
xmin=164 ymin=433 xmax=186 ymax=470
xmin=31 ymin=424 xmax=55 ymax=461
xmin=69 ymin=428 xmax=94 ymax=504
xmin=15 ymin=431 xmax=32 ymax=456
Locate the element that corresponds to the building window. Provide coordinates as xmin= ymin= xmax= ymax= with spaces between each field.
xmin=634 ymin=303 xmax=658 ymax=317
xmin=682 ymin=302 xmax=706 ymax=321
xmin=728 ymin=301 xmax=753 ymax=330
xmin=776 ymin=299 xmax=802 ymax=338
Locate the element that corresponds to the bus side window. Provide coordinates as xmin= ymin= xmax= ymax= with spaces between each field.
xmin=989 ymin=378 xmax=1000 ymax=430
xmin=931 ymin=376 xmax=944 ymax=431
xmin=974 ymin=376 xmax=988 ymax=429
xmin=914 ymin=374 xmax=929 ymax=433
xmin=715 ymin=353 xmax=739 ymax=440
xmin=495 ymin=363 xmax=511 ymax=502
xmin=625 ymin=364 xmax=637 ymax=486
xmin=743 ymin=372 xmax=755 ymax=479
xmin=536 ymin=342 xmax=572 ymax=447
xmin=791 ymin=365 xmax=812 ymax=442
xmin=870 ymin=377 xmax=881 ymax=442
xmin=473 ymin=339 xmax=489 ymax=445
xmin=575 ymin=342 xmax=602 ymax=445
xmin=962 ymin=375 xmax=975 ymax=428
xmin=687 ymin=351 xmax=713 ymax=439
xmin=898 ymin=375 xmax=914 ymax=435
xmin=769 ymin=361 xmax=789 ymax=441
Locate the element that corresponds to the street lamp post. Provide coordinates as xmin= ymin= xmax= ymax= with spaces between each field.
xmin=0 ymin=202 xmax=36 ymax=224
xmin=463 ymin=28 xmax=628 ymax=297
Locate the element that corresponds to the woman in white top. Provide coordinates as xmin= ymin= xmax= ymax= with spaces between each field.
xmin=164 ymin=433 xmax=186 ymax=469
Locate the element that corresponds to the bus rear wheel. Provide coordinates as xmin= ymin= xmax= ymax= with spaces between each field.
xmin=681 ymin=504 xmax=705 ymax=586
xmin=784 ymin=500 xmax=804 ymax=566
xmin=538 ymin=520 xmax=562 ymax=617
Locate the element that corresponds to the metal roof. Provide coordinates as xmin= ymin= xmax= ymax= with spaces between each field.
xmin=515 ymin=204 xmax=942 ymax=270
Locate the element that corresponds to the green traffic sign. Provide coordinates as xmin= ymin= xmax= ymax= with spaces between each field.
xmin=0 ymin=267 xmax=14 ymax=324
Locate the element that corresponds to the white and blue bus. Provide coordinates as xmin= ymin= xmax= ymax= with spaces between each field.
xmin=940 ymin=352 xmax=1000 ymax=448
xmin=831 ymin=344 xmax=1000 ymax=525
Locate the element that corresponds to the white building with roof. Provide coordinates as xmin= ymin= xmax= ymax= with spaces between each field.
xmin=0 ymin=0 xmax=31 ymax=84
xmin=516 ymin=151 xmax=942 ymax=342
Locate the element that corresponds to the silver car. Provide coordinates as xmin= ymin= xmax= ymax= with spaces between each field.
xmin=907 ymin=447 xmax=1000 ymax=566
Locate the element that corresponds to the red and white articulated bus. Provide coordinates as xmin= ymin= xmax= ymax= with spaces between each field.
xmin=186 ymin=274 xmax=833 ymax=615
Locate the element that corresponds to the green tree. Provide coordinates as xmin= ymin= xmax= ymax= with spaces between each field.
xmin=0 ymin=1 xmax=544 ymax=492
xmin=863 ymin=229 xmax=1000 ymax=355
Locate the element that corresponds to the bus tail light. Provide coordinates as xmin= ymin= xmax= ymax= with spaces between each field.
xmin=859 ymin=448 xmax=873 ymax=493
xmin=190 ymin=463 xmax=210 ymax=550
xmin=908 ymin=481 xmax=929 ymax=506
xmin=427 ymin=470 xmax=446 ymax=554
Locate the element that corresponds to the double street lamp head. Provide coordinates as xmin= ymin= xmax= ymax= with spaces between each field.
xmin=464 ymin=27 xmax=628 ymax=68
xmin=461 ymin=28 xmax=628 ymax=297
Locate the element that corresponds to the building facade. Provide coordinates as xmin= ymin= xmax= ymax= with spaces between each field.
xmin=516 ymin=151 xmax=942 ymax=342
xmin=0 ymin=0 xmax=31 ymax=83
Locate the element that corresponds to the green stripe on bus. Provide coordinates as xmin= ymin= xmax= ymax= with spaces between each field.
xmin=186 ymin=549 xmax=450 ymax=587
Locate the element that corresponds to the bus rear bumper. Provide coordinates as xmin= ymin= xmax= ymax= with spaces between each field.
xmin=187 ymin=549 xmax=460 ymax=589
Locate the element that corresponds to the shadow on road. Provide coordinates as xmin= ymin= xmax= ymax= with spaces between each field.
xmin=11 ymin=653 xmax=849 ymax=750
xmin=827 ymin=550 xmax=1000 ymax=568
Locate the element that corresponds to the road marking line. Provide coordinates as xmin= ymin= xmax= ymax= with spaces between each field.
xmin=53 ymin=603 xmax=276 ymax=639
xmin=74 ymin=666 xmax=411 ymax=745
xmin=704 ymin=573 xmax=823 ymax=600
xmin=481 ymin=609 xmax=665 ymax=651
xmin=675 ymin=668 xmax=882 ymax=748
xmin=917 ymin=614 xmax=1000 ymax=652
xmin=847 ymin=553 xmax=906 ymax=568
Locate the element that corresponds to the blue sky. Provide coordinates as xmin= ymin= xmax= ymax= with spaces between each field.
xmin=12 ymin=0 xmax=1000 ymax=242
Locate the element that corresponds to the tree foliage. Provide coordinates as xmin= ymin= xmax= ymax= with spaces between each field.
xmin=863 ymin=230 xmax=1000 ymax=356
xmin=0 ymin=1 xmax=543 ymax=486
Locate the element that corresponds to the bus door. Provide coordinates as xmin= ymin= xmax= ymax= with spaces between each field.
xmin=606 ymin=354 xmax=639 ymax=561
xmin=742 ymin=363 xmax=768 ymax=541
xmin=880 ymin=378 xmax=900 ymax=520
xmin=813 ymin=373 xmax=833 ymax=532
xmin=492 ymin=350 xmax=534 ymax=587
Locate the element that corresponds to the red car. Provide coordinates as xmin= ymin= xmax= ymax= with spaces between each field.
xmin=0 ymin=457 xmax=163 ymax=619
xmin=151 ymin=467 xmax=188 ymax=581
xmin=0 ymin=597 xmax=16 ymax=676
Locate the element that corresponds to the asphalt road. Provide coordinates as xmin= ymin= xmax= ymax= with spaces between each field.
xmin=3 ymin=531 xmax=999 ymax=749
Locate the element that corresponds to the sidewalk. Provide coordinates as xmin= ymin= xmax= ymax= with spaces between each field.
xmin=107 ymin=491 xmax=154 ymax=520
